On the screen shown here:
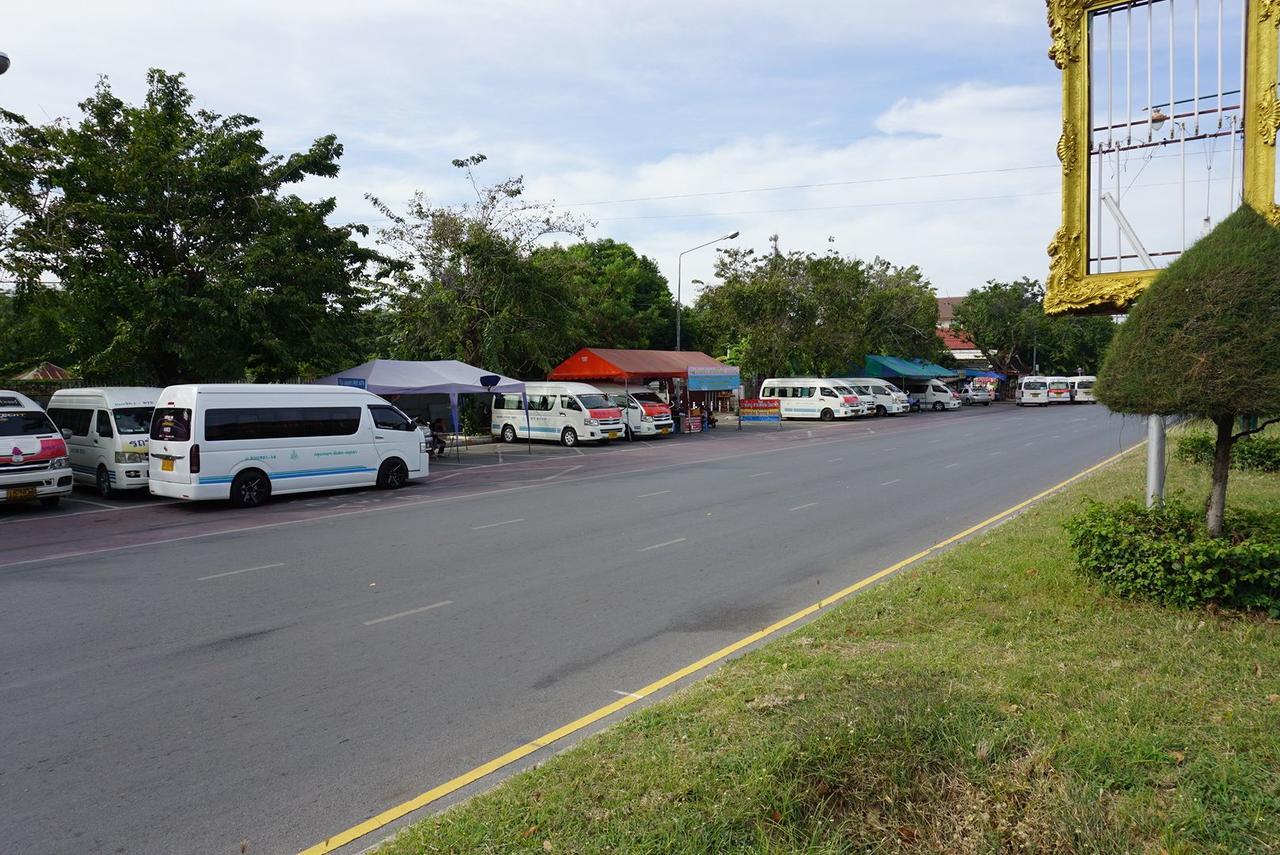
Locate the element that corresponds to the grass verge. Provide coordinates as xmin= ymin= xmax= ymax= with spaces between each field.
xmin=376 ymin=436 xmax=1280 ymax=854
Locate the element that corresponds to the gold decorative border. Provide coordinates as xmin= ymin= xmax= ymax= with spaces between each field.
xmin=1045 ymin=0 xmax=1280 ymax=313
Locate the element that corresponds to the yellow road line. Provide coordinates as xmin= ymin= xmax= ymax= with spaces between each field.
xmin=299 ymin=442 xmax=1140 ymax=855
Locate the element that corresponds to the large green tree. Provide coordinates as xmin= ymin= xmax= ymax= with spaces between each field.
xmin=0 ymin=70 xmax=382 ymax=382
xmin=1098 ymin=206 xmax=1280 ymax=536
xmin=533 ymin=238 xmax=676 ymax=350
xmin=695 ymin=238 xmax=940 ymax=380
xmin=371 ymin=155 xmax=590 ymax=378
xmin=952 ymin=277 xmax=1114 ymax=376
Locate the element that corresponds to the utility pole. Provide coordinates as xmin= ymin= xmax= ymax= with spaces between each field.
xmin=676 ymin=231 xmax=738 ymax=351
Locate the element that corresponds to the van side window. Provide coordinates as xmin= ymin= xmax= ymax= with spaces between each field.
xmin=820 ymin=387 xmax=836 ymax=397
xmin=760 ymin=387 xmax=774 ymax=397
xmin=204 ymin=407 xmax=361 ymax=441
xmin=774 ymin=387 xmax=788 ymax=398
xmin=561 ymin=396 xmax=582 ymax=412
xmin=49 ymin=407 xmax=93 ymax=437
xmin=369 ymin=405 xmax=415 ymax=431
xmin=96 ymin=410 xmax=114 ymax=437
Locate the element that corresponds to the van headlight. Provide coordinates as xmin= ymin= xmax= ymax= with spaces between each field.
xmin=115 ymin=451 xmax=148 ymax=464
xmin=640 ymin=414 xmax=654 ymax=422
xmin=51 ymin=456 xmax=68 ymax=469
xmin=583 ymin=418 xmax=599 ymax=426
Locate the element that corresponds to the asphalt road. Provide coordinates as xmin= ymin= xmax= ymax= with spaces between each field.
xmin=0 ymin=404 xmax=1145 ymax=855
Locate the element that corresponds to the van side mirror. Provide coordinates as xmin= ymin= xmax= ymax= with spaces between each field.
xmin=61 ymin=428 xmax=73 ymax=440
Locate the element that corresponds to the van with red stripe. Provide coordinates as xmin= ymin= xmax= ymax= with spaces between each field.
xmin=491 ymin=382 xmax=624 ymax=447
xmin=0 ymin=390 xmax=73 ymax=508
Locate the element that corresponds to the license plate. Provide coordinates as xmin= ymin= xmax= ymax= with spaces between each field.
xmin=161 ymin=458 xmax=174 ymax=472
xmin=5 ymin=486 xmax=36 ymax=501
xmin=660 ymin=427 xmax=670 ymax=434
xmin=607 ymin=432 xmax=619 ymax=439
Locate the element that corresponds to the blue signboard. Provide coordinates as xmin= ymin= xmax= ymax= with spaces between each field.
xmin=336 ymin=377 xmax=367 ymax=389
xmin=686 ymin=366 xmax=740 ymax=391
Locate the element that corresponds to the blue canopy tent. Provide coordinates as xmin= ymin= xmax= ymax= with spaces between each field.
xmin=962 ymin=368 xmax=1007 ymax=380
xmin=858 ymin=355 xmax=959 ymax=381
xmin=315 ymin=359 xmax=528 ymax=454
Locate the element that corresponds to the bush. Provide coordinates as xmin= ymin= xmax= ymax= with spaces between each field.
xmin=1065 ymin=499 xmax=1280 ymax=614
xmin=1176 ymin=432 xmax=1280 ymax=472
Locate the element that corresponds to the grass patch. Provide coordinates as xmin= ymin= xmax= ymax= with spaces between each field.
xmin=376 ymin=436 xmax=1280 ymax=854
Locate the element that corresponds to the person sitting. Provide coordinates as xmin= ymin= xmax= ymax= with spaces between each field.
xmin=705 ymin=409 xmax=717 ymax=429
xmin=430 ymin=418 xmax=448 ymax=456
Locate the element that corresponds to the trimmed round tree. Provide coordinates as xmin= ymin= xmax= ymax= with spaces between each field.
xmin=1097 ymin=205 xmax=1280 ymax=536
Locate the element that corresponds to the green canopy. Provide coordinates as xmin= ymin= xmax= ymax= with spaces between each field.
xmin=859 ymin=355 xmax=957 ymax=380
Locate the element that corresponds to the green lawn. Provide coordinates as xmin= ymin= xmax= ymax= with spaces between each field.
xmin=376 ymin=435 xmax=1280 ymax=854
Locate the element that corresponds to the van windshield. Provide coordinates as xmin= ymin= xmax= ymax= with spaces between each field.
xmin=1076 ymin=379 xmax=1095 ymax=389
xmin=0 ymin=411 xmax=57 ymax=437
xmin=112 ymin=407 xmax=154 ymax=434
xmin=631 ymin=392 xmax=665 ymax=404
xmin=577 ymin=394 xmax=613 ymax=409
xmin=883 ymin=383 xmax=902 ymax=393
xmin=1024 ymin=381 xmax=1047 ymax=390
xmin=150 ymin=408 xmax=192 ymax=442
xmin=1049 ymin=381 xmax=1070 ymax=390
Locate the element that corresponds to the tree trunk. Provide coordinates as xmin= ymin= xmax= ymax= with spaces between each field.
xmin=1206 ymin=414 xmax=1234 ymax=537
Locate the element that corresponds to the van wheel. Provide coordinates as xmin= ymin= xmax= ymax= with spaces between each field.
xmin=501 ymin=424 xmax=517 ymax=443
xmin=875 ymin=405 xmax=886 ymax=417
xmin=40 ymin=496 xmax=60 ymax=508
xmin=96 ymin=465 xmax=113 ymax=498
xmin=560 ymin=427 xmax=578 ymax=447
xmin=932 ymin=401 xmax=944 ymax=411
xmin=377 ymin=458 xmax=409 ymax=490
xmin=230 ymin=469 xmax=271 ymax=508
xmin=820 ymin=408 xmax=834 ymax=422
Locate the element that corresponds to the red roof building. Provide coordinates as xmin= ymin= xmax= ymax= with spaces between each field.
xmin=548 ymin=348 xmax=731 ymax=382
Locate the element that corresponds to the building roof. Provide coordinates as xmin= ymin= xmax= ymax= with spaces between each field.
xmin=937 ymin=328 xmax=977 ymax=351
xmin=11 ymin=362 xmax=75 ymax=381
xmin=548 ymin=348 xmax=731 ymax=382
xmin=936 ymin=296 xmax=965 ymax=324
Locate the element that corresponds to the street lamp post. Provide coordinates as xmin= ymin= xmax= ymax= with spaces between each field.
xmin=676 ymin=230 xmax=738 ymax=351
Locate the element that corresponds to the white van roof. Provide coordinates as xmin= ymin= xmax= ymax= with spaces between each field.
xmin=523 ymin=381 xmax=606 ymax=396
xmin=0 ymin=390 xmax=42 ymax=411
xmin=157 ymin=383 xmax=374 ymax=398
xmin=50 ymin=386 xmax=164 ymax=407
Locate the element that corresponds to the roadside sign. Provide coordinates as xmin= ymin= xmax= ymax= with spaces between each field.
xmin=739 ymin=398 xmax=782 ymax=430
xmin=686 ymin=367 xmax=740 ymax=391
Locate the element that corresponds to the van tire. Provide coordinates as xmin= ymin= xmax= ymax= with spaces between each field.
xmin=377 ymin=458 xmax=409 ymax=490
xmin=982 ymin=402 xmax=990 ymax=406
xmin=820 ymin=408 xmax=834 ymax=422
xmin=230 ymin=469 xmax=271 ymax=508
xmin=932 ymin=401 xmax=944 ymax=411
xmin=40 ymin=496 xmax=60 ymax=508
xmin=560 ymin=427 xmax=578 ymax=447
xmin=501 ymin=424 xmax=517 ymax=443
xmin=96 ymin=465 xmax=113 ymax=498
xmin=875 ymin=405 xmax=886 ymax=417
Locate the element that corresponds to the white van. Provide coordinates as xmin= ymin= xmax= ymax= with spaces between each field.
xmin=0 ymin=390 xmax=73 ymax=508
xmin=759 ymin=378 xmax=860 ymax=421
xmin=596 ymin=385 xmax=675 ymax=440
xmin=1069 ymin=375 xmax=1098 ymax=403
xmin=838 ymin=378 xmax=910 ymax=416
xmin=48 ymin=387 xmax=162 ymax=496
xmin=903 ymin=379 xmax=960 ymax=411
xmin=491 ymin=382 xmax=625 ymax=447
xmin=147 ymin=384 xmax=428 ymax=508
xmin=1016 ymin=376 xmax=1050 ymax=406
xmin=1046 ymin=376 xmax=1073 ymax=404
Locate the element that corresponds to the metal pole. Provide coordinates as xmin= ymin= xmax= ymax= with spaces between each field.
xmin=675 ymin=254 xmax=683 ymax=352
xmin=1169 ymin=0 xmax=1176 ymax=141
xmin=1181 ymin=123 xmax=1187 ymax=250
xmin=1146 ymin=415 xmax=1166 ymax=507
xmin=1147 ymin=1 xmax=1154 ymax=140
xmin=1193 ymin=0 xmax=1201 ymax=134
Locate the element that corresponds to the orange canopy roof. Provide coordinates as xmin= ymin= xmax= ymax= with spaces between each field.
xmin=548 ymin=348 xmax=730 ymax=382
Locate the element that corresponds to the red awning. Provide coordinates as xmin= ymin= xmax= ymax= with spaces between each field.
xmin=548 ymin=348 xmax=730 ymax=382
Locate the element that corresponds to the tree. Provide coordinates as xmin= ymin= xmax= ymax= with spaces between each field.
xmin=0 ymin=70 xmax=383 ymax=382
xmin=370 ymin=155 xmax=591 ymax=378
xmin=1097 ymin=206 xmax=1280 ymax=536
xmin=695 ymin=237 xmax=940 ymax=381
xmin=953 ymin=278 xmax=1115 ymax=376
xmin=532 ymin=239 xmax=676 ymax=350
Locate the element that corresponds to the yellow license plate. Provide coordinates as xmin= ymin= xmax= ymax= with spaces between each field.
xmin=5 ymin=486 xmax=36 ymax=501
xmin=161 ymin=458 xmax=174 ymax=472
xmin=607 ymin=432 xmax=619 ymax=439
xmin=660 ymin=428 xmax=670 ymax=434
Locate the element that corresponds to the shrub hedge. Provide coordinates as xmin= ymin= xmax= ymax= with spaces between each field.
xmin=1175 ymin=432 xmax=1280 ymax=472
xmin=1065 ymin=499 xmax=1280 ymax=615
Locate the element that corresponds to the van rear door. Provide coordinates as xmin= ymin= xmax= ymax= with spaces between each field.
xmin=149 ymin=407 xmax=194 ymax=484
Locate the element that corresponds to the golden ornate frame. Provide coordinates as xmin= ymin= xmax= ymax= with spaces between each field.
xmin=1045 ymin=0 xmax=1280 ymax=314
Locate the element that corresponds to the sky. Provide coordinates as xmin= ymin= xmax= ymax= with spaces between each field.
xmin=1 ymin=1 xmax=1065 ymax=299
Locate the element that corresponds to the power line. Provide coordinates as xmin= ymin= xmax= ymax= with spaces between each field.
xmin=594 ymin=190 xmax=1057 ymax=221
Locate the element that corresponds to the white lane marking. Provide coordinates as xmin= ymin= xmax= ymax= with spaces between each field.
xmin=612 ymin=690 xmax=643 ymax=699
xmin=1050 ymin=435 xmax=1061 ymax=439
xmin=363 ymin=600 xmax=453 ymax=626
xmin=65 ymin=497 xmax=119 ymax=510
xmin=748 ymin=471 xmax=772 ymax=478
xmin=928 ymin=439 xmax=940 ymax=444
xmin=988 ymin=451 xmax=1002 ymax=456
xmin=1024 ymin=441 xmax=1035 ymax=446
xmin=429 ymin=472 xmax=465 ymax=483
xmin=539 ymin=464 xmax=584 ymax=482
xmin=944 ymin=462 xmax=961 ymax=469
xmin=471 ymin=518 xmax=525 ymax=531
xmin=637 ymin=490 xmax=672 ymax=498
xmin=1070 ymin=417 xmax=1088 ymax=422
xmin=880 ymin=479 xmax=902 ymax=486
xmin=197 ymin=562 xmax=285 ymax=582
xmin=0 ymin=418 xmax=1031 ymax=571
xmin=789 ymin=502 xmax=818 ymax=512
xmin=639 ymin=537 xmax=687 ymax=552
xmin=827 ymin=457 xmax=844 ymax=463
